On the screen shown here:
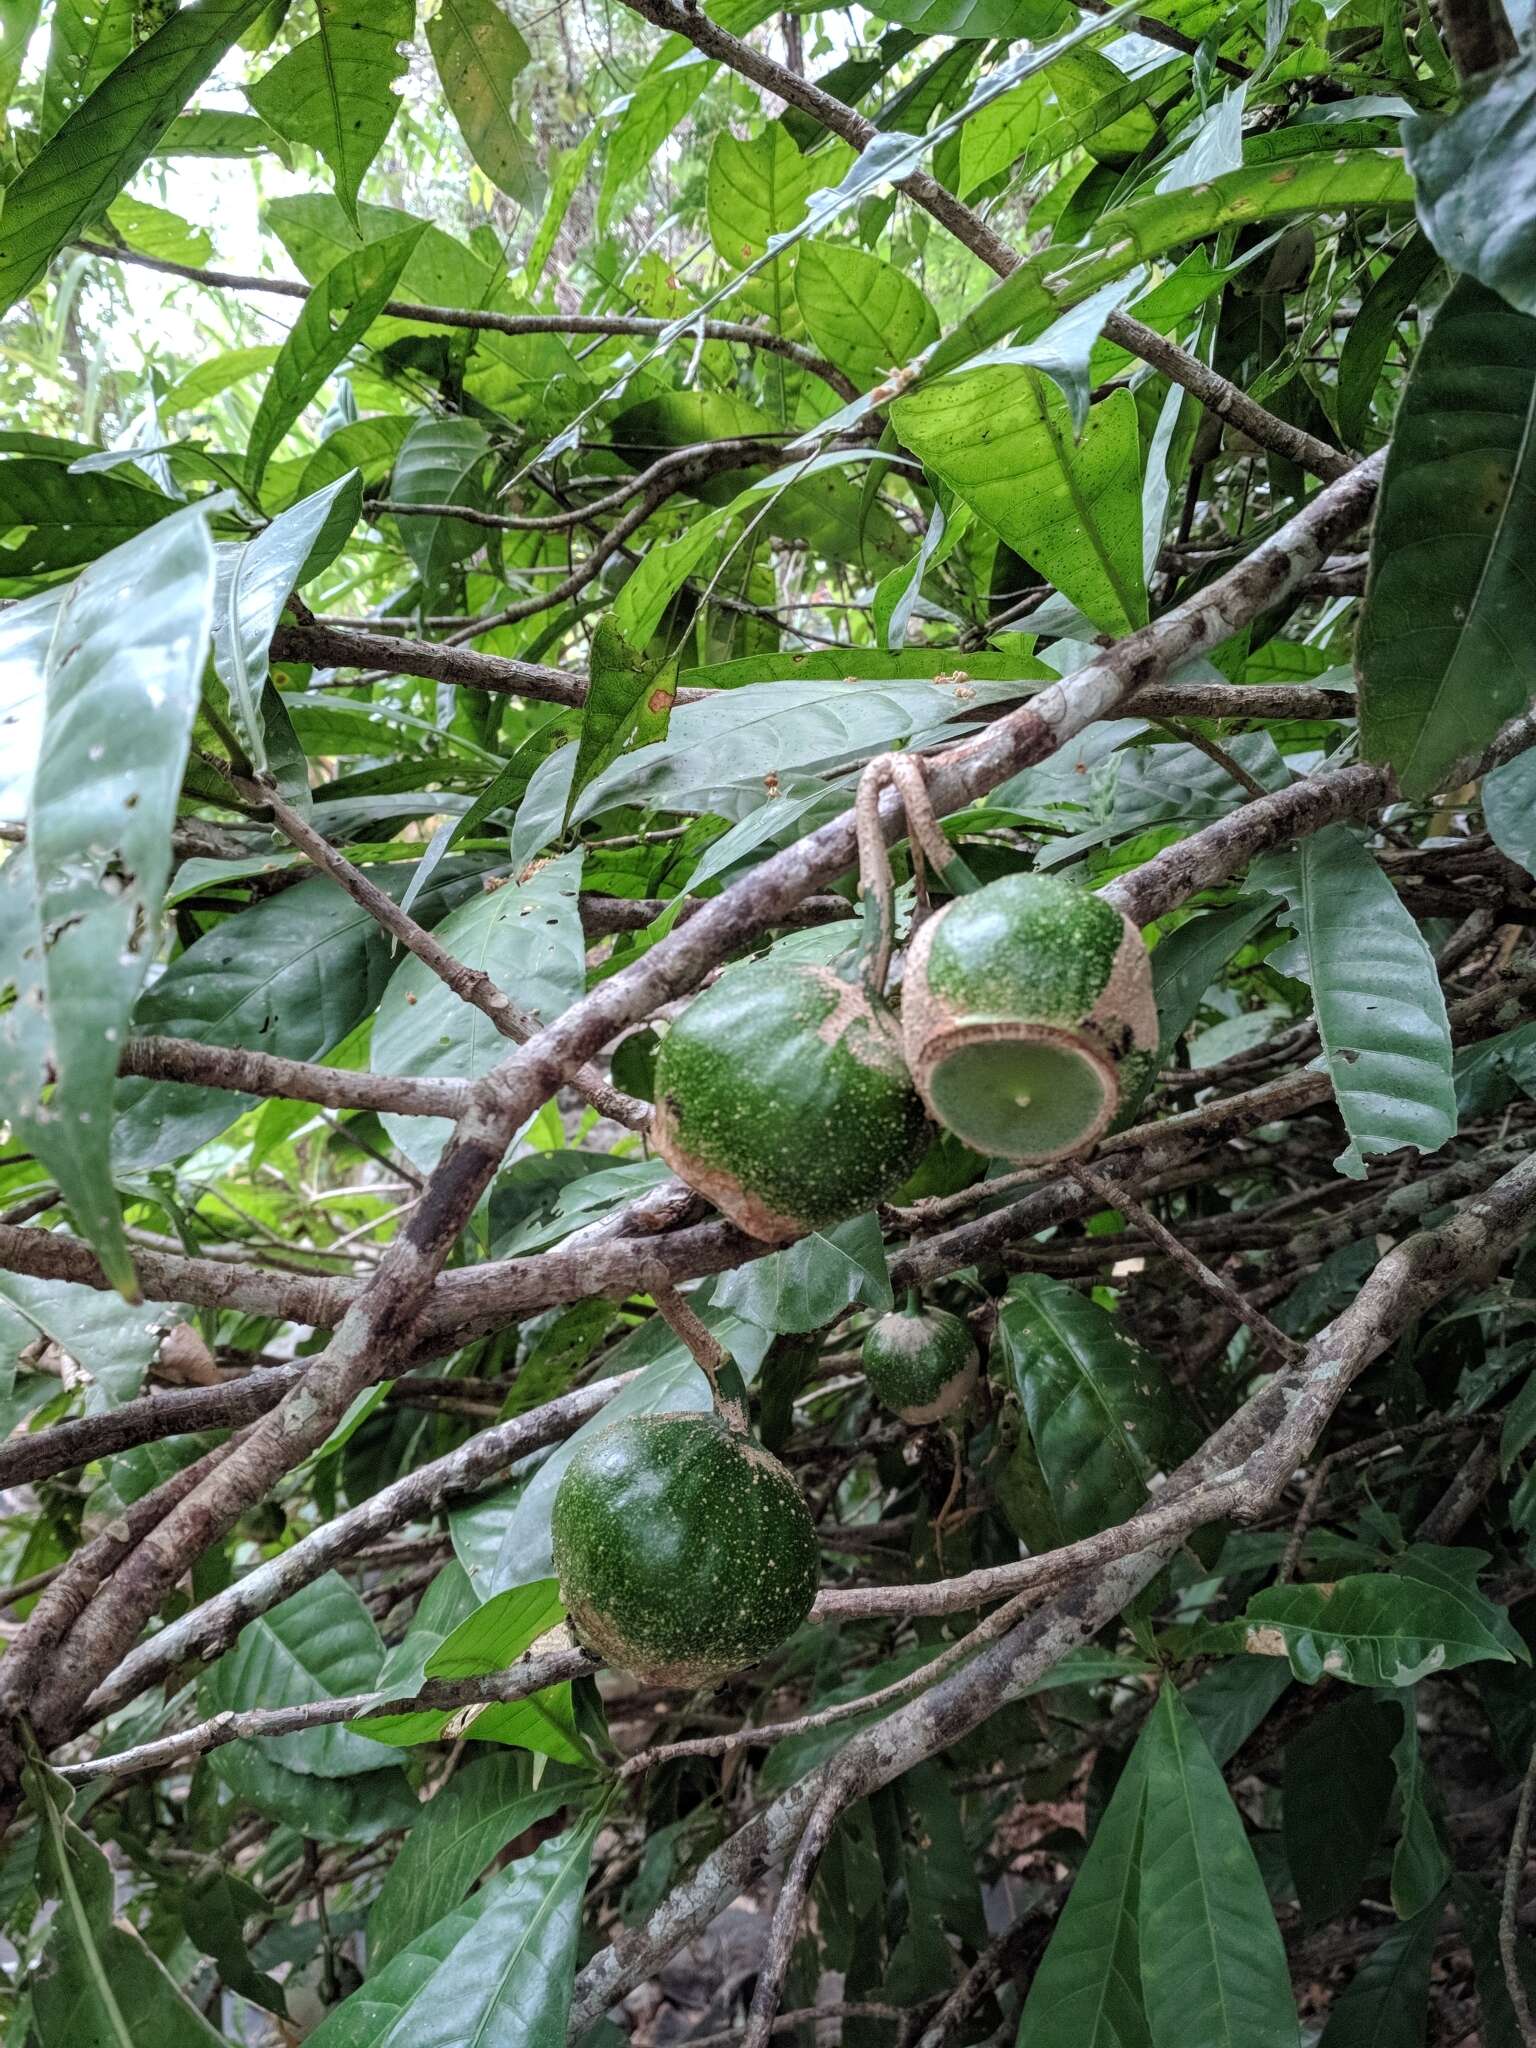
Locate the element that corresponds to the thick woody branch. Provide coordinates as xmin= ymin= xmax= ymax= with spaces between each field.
xmin=118 ymin=1035 xmax=468 ymax=1118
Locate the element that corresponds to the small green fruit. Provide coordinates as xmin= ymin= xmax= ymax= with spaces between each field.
xmin=902 ymin=872 xmax=1156 ymax=1164
xmin=652 ymin=959 xmax=932 ymax=1243
xmin=550 ymin=1412 xmax=819 ymax=1686
xmin=862 ymin=1300 xmax=978 ymax=1424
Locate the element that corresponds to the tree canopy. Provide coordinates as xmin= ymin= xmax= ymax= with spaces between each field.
xmin=2 ymin=0 xmax=1536 ymax=2041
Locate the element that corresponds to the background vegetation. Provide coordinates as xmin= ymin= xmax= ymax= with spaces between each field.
xmin=2 ymin=0 xmax=1536 ymax=2040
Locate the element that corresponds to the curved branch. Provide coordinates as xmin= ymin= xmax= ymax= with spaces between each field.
xmin=73 ymin=241 xmax=860 ymax=400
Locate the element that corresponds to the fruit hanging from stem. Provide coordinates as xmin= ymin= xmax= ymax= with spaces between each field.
xmin=862 ymin=1291 xmax=979 ymax=1424
xmin=901 ymin=871 xmax=1157 ymax=1164
xmin=651 ymin=957 xmax=932 ymax=1244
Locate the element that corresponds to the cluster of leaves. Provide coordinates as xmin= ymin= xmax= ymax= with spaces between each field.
xmin=1 ymin=0 xmax=1536 ymax=2041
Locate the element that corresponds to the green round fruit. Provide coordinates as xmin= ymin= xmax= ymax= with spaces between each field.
xmin=902 ymin=873 xmax=1157 ymax=1164
xmin=652 ymin=959 xmax=932 ymax=1244
xmin=862 ymin=1299 xmax=978 ymax=1424
xmin=551 ymin=1411 xmax=819 ymax=1686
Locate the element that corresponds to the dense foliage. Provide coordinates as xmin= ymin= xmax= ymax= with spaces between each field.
xmin=2 ymin=0 xmax=1536 ymax=2041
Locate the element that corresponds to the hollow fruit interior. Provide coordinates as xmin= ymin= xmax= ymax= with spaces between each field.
xmin=925 ymin=1036 xmax=1112 ymax=1160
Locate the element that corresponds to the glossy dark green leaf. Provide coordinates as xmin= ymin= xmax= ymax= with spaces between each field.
xmin=1242 ymin=1572 xmax=1519 ymax=1686
xmin=200 ymin=1573 xmax=388 ymax=1777
xmin=0 ymin=0 xmax=269 ymax=314
xmin=1264 ymin=825 xmax=1455 ymax=1178
xmin=181 ymin=1872 xmax=285 ymax=2015
xmin=1137 ymin=1687 xmax=1298 ymax=2048
xmin=387 ymin=413 xmax=490 ymax=597
xmin=308 ymin=1810 xmax=601 ymax=2048
xmin=1389 ymin=1692 xmax=1450 ymax=1920
xmin=246 ymin=223 xmax=424 ymax=493
xmin=1406 ymin=58 xmax=1536 ymax=317
xmin=367 ymin=1752 xmax=589 ymax=1970
xmin=993 ymin=1276 xmax=1190 ymax=1542
xmin=1151 ymin=897 xmax=1275 ymax=1063
xmin=0 ymin=458 xmax=176 ymax=582
xmin=714 ymin=1213 xmax=893 ymax=1335
xmin=1181 ymin=1656 xmax=1293 ymax=1767
xmin=1335 ymin=231 xmax=1441 ymax=447
xmin=1283 ymin=1695 xmax=1395 ymax=1926
xmin=427 ymin=0 xmax=542 ymax=209
xmin=1485 ymin=746 xmax=1536 ymax=879
xmin=247 ymin=0 xmax=413 ymax=227
xmin=1358 ymin=278 xmax=1536 ymax=796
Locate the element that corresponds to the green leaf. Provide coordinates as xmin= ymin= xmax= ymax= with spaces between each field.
xmin=0 ymin=0 xmax=270 ymax=316
xmin=1316 ymin=1902 xmax=1442 ymax=2046
xmin=0 ymin=503 xmax=215 ymax=1293
xmin=1181 ymin=1657 xmax=1294 ymax=1767
xmin=247 ymin=0 xmax=413 ymax=228
xmin=0 ymin=458 xmax=177 ymax=583
xmin=1242 ymin=1573 xmax=1519 ymax=1685
xmin=707 ymin=123 xmax=855 ymax=302
xmin=794 ymin=238 xmax=938 ymax=385
xmin=1137 ymin=1687 xmax=1298 ymax=2048
xmin=112 ymin=858 xmax=494 ymax=1170
xmin=1264 ymin=825 xmax=1455 ymax=1178
xmin=181 ymin=1871 xmax=285 ymax=2015
xmin=714 ymin=1213 xmax=893 ymax=1335
xmin=427 ymin=0 xmax=542 ymax=209
xmin=1389 ymin=1691 xmax=1450 ymax=1920
xmin=388 ymin=412 xmax=491 ymax=596
xmin=214 ymin=471 xmax=360 ymax=774
xmin=424 ymin=1580 xmax=566 ymax=1680
xmin=367 ymin=1752 xmax=589 ymax=1970
xmin=1282 ymin=1694 xmax=1395 ymax=1927
xmin=0 ymin=0 xmax=42 ymax=112
xmin=1357 ymin=278 xmax=1536 ymax=796
xmin=1335 ymin=231 xmax=1441 ymax=448
xmin=993 ymin=1276 xmax=1191 ymax=1542
xmin=1015 ymin=1735 xmax=1152 ymax=2047
xmin=308 ymin=1809 xmax=601 ymax=2048
xmin=1405 ymin=57 xmax=1536 ymax=317
xmin=864 ymin=0 xmax=1067 ymax=32
xmin=1151 ymin=897 xmax=1275 ymax=1063
xmin=926 ymin=151 xmax=1412 ymax=383
xmin=959 ymin=51 xmax=1179 ymax=198
xmin=564 ymin=617 xmax=677 ymax=828
xmin=160 ymin=345 xmax=281 ymax=419
xmin=40 ymin=0 xmax=134 ymax=137
xmin=200 ymin=1573 xmax=389 ymax=1776
xmin=524 ymin=128 xmax=596 ymax=290
xmin=1486 ymin=747 xmax=1536 ymax=879
xmin=246 ymin=223 xmax=425 ymax=495
xmin=24 ymin=1755 xmax=227 ymax=2047
xmin=0 ymin=1271 xmax=161 ymax=1411
xmin=894 ymin=376 xmax=1146 ymax=633
xmin=372 ymin=849 xmax=586 ymax=1171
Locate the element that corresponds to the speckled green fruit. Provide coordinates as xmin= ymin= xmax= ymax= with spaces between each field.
xmin=902 ymin=873 xmax=1156 ymax=1164
xmin=652 ymin=959 xmax=932 ymax=1243
xmin=862 ymin=1302 xmax=978 ymax=1424
xmin=550 ymin=1412 xmax=819 ymax=1686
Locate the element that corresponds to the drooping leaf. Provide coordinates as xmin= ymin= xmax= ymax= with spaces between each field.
xmin=386 ymin=411 xmax=491 ymax=601
xmin=1485 ymin=741 xmax=1536 ymax=879
xmin=427 ymin=0 xmax=543 ymax=209
xmin=1242 ymin=1572 xmax=1520 ymax=1685
xmin=894 ymin=375 xmax=1146 ymax=633
xmin=0 ymin=504 xmax=215 ymax=1293
xmin=247 ymin=0 xmax=413 ymax=228
xmin=1282 ymin=1695 xmax=1396 ymax=1927
xmin=213 ymin=470 xmax=360 ymax=774
xmin=1389 ymin=1692 xmax=1450 ymax=1920
xmin=180 ymin=1872 xmax=285 ymax=2015
xmin=1137 ymin=1687 xmax=1298 ymax=2048
xmin=307 ymin=1810 xmax=601 ymax=2048
xmin=24 ymin=1754 xmax=227 ymax=2047
xmin=1015 ymin=1733 xmax=1152 ymax=2047
xmin=372 ymin=849 xmax=586 ymax=1170
xmin=1358 ymin=278 xmax=1536 ymax=796
xmin=1263 ymin=825 xmax=1455 ymax=1178
xmin=1405 ymin=57 xmax=1536 ymax=318
xmin=714 ymin=1213 xmax=892 ymax=1335
xmin=367 ymin=1752 xmax=590 ymax=1969
xmin=1315 ymin=1900 xmax=1442 ymax=2048
xmin=0 ymin=0 xmax=270 ymax=315
xmin=992 ymin=1276 xmax=1191 ymax=1542
xmin=1150 ymin=897 xmax=1276 ymax=1063
xmin=246 ymin=223 xmax=425 ymax=494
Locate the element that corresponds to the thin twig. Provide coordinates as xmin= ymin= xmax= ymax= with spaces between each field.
xmin=1503 ymin=1734 xmax=1536 ymax=2046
